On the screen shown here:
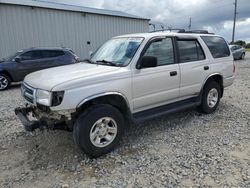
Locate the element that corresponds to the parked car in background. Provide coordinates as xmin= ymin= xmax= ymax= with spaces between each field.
xmin=0 ymin=47 xmax=79 ymax=90
xmin=229 ymin=45 xmax=245 ymax=60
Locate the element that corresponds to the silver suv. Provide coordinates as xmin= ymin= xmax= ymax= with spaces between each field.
xmin=15 ymin=30 xmax=235 ymax=157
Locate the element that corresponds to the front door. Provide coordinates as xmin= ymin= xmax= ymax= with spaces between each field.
xmin=132 ymin=37 xmax=180 ymax=112
xmin=14 ymin=50 xmax=44 ymax=81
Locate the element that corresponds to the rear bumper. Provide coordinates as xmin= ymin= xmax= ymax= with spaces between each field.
xmin=224 ymin=75 xmax=235 ymax=88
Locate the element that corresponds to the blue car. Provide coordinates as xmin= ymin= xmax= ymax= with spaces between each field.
xmin=229 ymin=45 xmax=246 ymax=60
xmin=0 ymin=47 xmax=79 ymax=90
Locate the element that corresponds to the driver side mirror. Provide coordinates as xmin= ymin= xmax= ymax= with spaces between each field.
xmin=14 ymin=57 xmax=21 ymax=63
xmin=136 ymin=56 xmax=157 ymax=69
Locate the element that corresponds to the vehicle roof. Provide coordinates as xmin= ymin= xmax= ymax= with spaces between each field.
xmin=229 ymin=44 xmax=240 ymax=47
xmin=22 ymin=47 xmax=72 ymax=51
xmin=114 ymin=32 xmax=221 ymax=40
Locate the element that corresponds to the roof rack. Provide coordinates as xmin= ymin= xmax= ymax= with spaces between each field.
xmin=150 ymin=29 xmax=214 ymax=35
xmin=149 ymin=28 xmax=185 ymax=33
xmin=179 ymin=30 xmax=215 ymax=34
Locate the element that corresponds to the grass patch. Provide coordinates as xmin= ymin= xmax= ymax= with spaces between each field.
xmin=246 ymin=48 xmax=250 ymax=52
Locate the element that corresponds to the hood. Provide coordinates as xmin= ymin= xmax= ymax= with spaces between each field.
xmin=24 ymin=63 xmax=121 ymax=91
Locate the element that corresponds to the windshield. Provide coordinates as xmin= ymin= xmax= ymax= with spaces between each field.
xmin=4 ymin=51 xmax=23 ymax=61
xmin=90 ymin=37 xmax=144 ymax=66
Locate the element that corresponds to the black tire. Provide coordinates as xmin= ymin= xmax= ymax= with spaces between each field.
xmin=73 ymin=104 xmax=124 ymax=158
xmin=240 ymin=52 xmax=245 ymax=59
xmin=0 ymin=73 xmax=11 ymax=91
xmin=198 ymin=81 xmax=221 ymax=114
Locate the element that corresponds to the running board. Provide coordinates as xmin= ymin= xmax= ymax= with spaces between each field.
xmin=132 ymin=98 xmax=200 ymax=123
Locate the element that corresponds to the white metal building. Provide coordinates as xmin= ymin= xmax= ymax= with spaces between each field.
xmin=0 ymin=0 xmax=150 ymax=59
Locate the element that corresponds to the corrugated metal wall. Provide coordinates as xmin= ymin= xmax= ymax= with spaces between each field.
xmin=0 ymin=4 xmax=149 ymax=59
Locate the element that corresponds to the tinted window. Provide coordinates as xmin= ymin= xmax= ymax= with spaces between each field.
xmin=177 ymin=40 xmax=205 ymax=63
xmin=20 ymin=51 xmax=43 ymax=60
xmin=201 ymin=36 xmax=230 ymax=58
xmin=143 ymin=38 xmax=174 ymax=66
xmin=42 ymin=50 xmax=65 ymax=58
xmin=236 ymin=45 xmax=242 ymax=50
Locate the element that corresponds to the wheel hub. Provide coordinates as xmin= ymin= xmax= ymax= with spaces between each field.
xmin=207 ymin=88 xmax=219 ymax=108
xmin=0 ymin=76 xmax=8 ymax=90
xmin=90 ymin=117 xmax=118 ymax=148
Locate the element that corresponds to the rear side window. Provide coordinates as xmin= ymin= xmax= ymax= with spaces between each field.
xmin=201 ymin=36 xmax=230 ymax=58
xmin=177 ymin=40 xmax=205 ymax=63
xmin=42 ymin=50 xmax=65 ymax=58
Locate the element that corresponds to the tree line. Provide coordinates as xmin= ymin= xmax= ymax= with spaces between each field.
xmin=230 ymin=40 xmax=250 ymax=48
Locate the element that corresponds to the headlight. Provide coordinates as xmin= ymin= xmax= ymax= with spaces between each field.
xmin=36 ymin=89 xmax=52 ymax=106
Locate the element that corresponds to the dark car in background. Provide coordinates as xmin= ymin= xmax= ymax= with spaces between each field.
xmin=0 ymin=47 xmax=79 ymax=90
xmin=229 ymin=45 xmax=246 ymax=60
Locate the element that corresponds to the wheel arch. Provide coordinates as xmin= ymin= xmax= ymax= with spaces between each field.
xmin=76 ymin=92 xmax=132 ymax=121
xmin=0 ymin=70 xmax=13 ymax=81
xmin=201 ymin=73 xmax=224 ymax=97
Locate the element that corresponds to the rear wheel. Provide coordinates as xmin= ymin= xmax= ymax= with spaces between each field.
xmin=198 ymin=81 xmax=221 ymax=114
xmin=240 ymin=52 xmax=245 ymax=59
xmin=73 ymin=104 xmax=124 ymax=158
xmin=0 ymin=74 xmax=11 ymax=90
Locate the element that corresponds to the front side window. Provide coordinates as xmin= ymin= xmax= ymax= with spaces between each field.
xmin=177 ymin=40 xmax=205 ymax=63
xmin=20 ymin=51 xmax=43 ymax=60
xmin=143 ymin=38 xmax=174 ymax=66
xmin=201 ymin=36 xmax=230 ymax=58
xmin=91 ymin=37 xmax=143 ymax=66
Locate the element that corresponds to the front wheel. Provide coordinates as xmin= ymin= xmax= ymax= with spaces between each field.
xmin=198 ymin=81 xmax=221 ymax=114
xmin=0 ymin=74 xmax=11 ymax=91
xmin=73 ymin=104 xmax=124 ymax=158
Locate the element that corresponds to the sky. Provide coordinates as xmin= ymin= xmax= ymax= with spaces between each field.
xmin=43 ymin=0 xmax=250 ymax=43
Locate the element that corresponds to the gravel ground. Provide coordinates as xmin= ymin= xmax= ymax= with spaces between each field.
xmin=0 ymin=54 xmax=250 ymax=188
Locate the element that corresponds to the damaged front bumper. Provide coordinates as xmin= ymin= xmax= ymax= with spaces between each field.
xmin=15 ymin=107 xmax=40 ymax=131
xmin=14 ymin=105 xmax=75 ymax=132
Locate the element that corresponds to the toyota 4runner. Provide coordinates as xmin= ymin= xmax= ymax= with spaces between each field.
xmin=15 ymin=30 xmax=235 ymax=157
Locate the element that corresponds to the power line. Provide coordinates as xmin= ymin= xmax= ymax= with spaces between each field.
xmin=232 ymin=0 xmax=238 ymax=43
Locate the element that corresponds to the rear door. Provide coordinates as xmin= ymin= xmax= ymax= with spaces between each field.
xmin=40 ymin=50 xmax=66 ymax=68
xmin=177 ymin=37 xmax=211 ymax=98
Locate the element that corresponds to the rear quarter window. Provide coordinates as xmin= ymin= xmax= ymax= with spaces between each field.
xmin=201 ymin=36 xmax=230 ymax=58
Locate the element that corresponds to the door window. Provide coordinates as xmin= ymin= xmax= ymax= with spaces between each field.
xmin=177 ymin=40 xmax=205 ymax=63
xmin=42 ymin=50 xmax=65 ymax=58
xmin=20 ymin=51 xmax=43 ymax=60
xmin=143 ymin=38 xmax=174 ymax=66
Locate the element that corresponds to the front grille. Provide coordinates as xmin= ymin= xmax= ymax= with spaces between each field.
xmin=21 ymin=83 xmax=35 ymax=104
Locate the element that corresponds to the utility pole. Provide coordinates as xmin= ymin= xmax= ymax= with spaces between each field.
xmin=188 ymin=17 xmax=192 ymax=30
xmin=160 ymin=24 xmax=164 ymax=31
xmin=232 ymin=0 xmax=238 ymax=43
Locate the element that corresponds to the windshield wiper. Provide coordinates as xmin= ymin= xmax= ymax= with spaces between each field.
xmin=96 ymin=60 xmax=118 ymax=67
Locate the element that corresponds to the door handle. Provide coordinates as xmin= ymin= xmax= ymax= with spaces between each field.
xmin=204 ymin=66 xmax=209 ymax=70
xmin=170 ymin=71 xmax=177 ymax=76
